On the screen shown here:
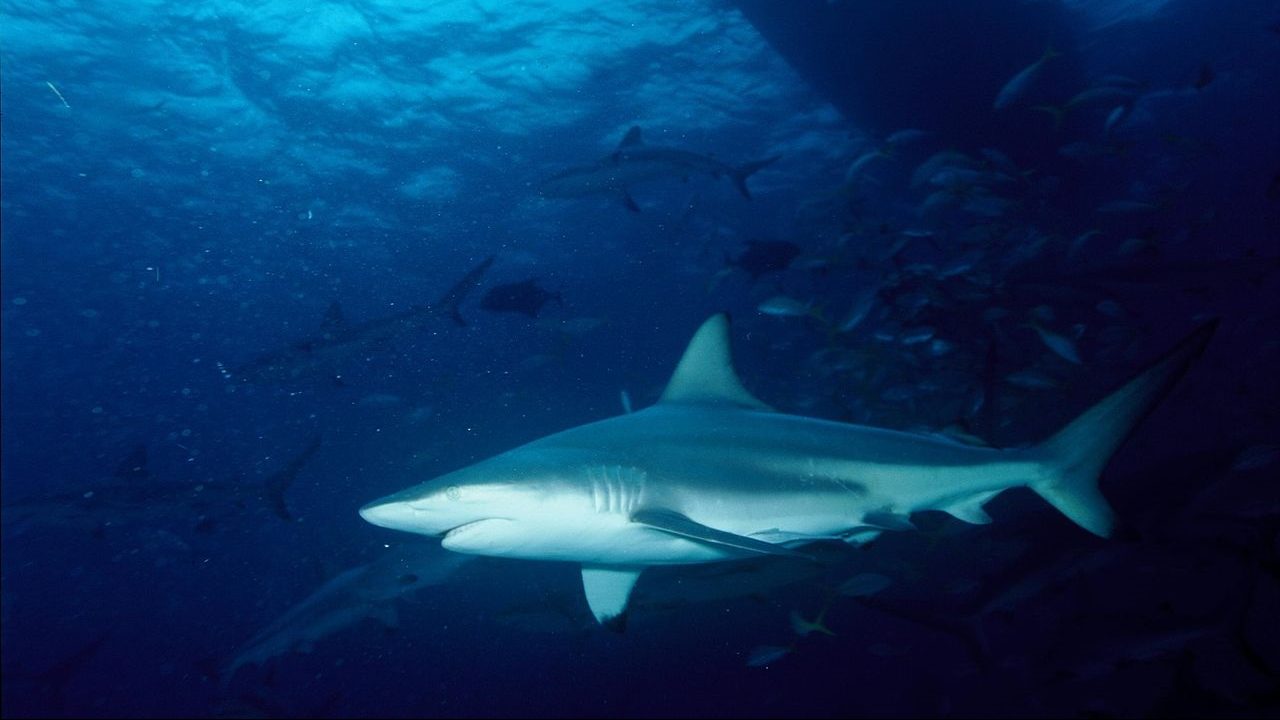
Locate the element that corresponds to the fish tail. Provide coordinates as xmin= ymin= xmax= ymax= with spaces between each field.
xmin=1024 ymin=320 xmax=1217 ymax=536
xmin=732 ymin=156 xmax=780 ymax=200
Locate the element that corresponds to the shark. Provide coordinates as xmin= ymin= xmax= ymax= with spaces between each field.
xmin=222 ymin=540 xmax=473 ymax=681
xmin=2 ymin=436 xmax=321 ymax=537
xmin=538 ymin=126 xmax=780 ymax=212
xmin=232 ymin=256 xmax=494 ymax=384
xmin=359 ymin=313 xmax=1216 ymax=630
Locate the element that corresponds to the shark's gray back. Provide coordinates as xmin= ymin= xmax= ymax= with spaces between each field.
xmin=522 ymin=404 xmax=1027 ymax=526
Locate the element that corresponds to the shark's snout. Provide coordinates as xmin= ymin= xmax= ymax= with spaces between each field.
xmin=358 ymin=499 xmax=406 ymax=530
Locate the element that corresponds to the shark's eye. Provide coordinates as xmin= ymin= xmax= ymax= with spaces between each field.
xmin=445 ymin=485 xmax=461 ymax=501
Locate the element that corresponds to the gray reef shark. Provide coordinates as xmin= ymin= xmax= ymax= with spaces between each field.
xmin=223 ymin=541 xmax=473 ymax=681
xmin=538 ymin=126 xmax=779 ymax=212
xmin=232 ymin=256 xmax=494 ymax=384
xmin=2 ymin=436 xmax=321 ymax=537
xmin=360 ymin=314 xmax=1216 ymax=630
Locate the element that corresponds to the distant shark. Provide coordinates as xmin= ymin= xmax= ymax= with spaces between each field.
xmin=539 ymin=126 xmax=779 ymax=212
xmin=480 ymin=278 xmax=563 ymax=318
xmin=232 ymin=256 xmax=494 ymax=384
xmin=2 ymin=436 xmax=321 ymax=537
xmin=222 ymin=541 xmax=473 ymax=681
xmin=360 ymin=314 xmax=1215 ymax=630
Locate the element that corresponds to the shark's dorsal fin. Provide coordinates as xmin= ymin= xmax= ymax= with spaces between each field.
xmin=581 ymin=565 xmax=642 ymax=631
xmin=618 ymin=126 xmax=643 ymax=150
xmin=321 ymin=302 xmax=346 ymax=333
xmin=659 ymin=314 xmax=773 ymax=410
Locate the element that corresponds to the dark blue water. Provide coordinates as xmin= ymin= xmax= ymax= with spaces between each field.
xmin=3 ymin=1 xmax=1278 ymax=717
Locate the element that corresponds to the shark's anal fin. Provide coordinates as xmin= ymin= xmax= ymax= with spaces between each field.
xmin=943 ymin=491 xmax=999 ymax=525
xmin=581 ymin=565 xmax=643 ymax=631
xmin=632 ymin=508 xmax=807 ymax=558
xmin=659 ymin=314 xmax=774 ymax=410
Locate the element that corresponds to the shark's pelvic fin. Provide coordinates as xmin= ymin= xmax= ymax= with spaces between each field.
xmin=1027 ymin=319 xmax=1218 ymax=537
xmin=581 ymin=564 xmax=643 ymax=631
xmin=658 ymin=314 xmax=774 ymax=410
xmin=631 ymin=508 xmax=805 ymax=558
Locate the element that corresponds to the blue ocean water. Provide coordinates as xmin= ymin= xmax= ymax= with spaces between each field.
xmin=2 ymin=0 xmax=1278 ymax=717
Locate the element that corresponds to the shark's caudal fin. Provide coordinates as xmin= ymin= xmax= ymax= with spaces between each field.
xmin=732 ymin=156 xmax=780 ymax=200
xmin=1027 ymin=320 xmax=1218 ymax=537
xmin=433 ymin=256 xmax=496 ymax=326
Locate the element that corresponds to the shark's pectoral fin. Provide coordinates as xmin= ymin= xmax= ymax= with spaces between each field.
xmin=632 ymin=508 xmax=807 ymax=558
xmin=581 ymin=564 xmax=643 ymax=631
xmin=621 ymin=190 xmax=641 ymax=213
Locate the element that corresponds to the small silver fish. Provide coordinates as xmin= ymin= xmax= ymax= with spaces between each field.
xmin=901 ymin=326 xmax=937 ymax=346
xmin=789 ymin=610 xmax=835 ymax=638
xmin=746 ymin=644 xmax=793 ymax=667
xmin=758 ymin=295 xmax=813 ymax=318
xmin=1005 ymin=368 xmax=1059 ymax=390
xmin=994 ymin=46 xmax=1061 ymax=110
xmin=1030 ymin=322 xmax=1083 ymax=364
xmin=838 ymin=289 xmax=877 ymax=333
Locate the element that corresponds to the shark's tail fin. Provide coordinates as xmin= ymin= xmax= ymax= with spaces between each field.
xmin=732 ymin=156 xmax=780 ymax=200
xmin=1025 ymin=320 xmax=1217 ymax=537
xmin=433 ymin=256 xmax=496 ymax=326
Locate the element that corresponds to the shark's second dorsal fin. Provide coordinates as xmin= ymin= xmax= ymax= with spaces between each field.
xmin=618 ymin=126 xmax=643 ymax=150
xmin=321 ymin=302 xmax=346 ymax=334
xmin=659 ymin=314 xmax=773 ymax=410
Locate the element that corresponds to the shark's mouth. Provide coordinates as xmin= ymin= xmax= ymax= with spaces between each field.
xmin=441 ymin=518 xmax=503 ymax=541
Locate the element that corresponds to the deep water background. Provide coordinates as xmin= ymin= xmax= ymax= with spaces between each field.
xmin=3 ymin=0 xmax=1279 ymax=717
